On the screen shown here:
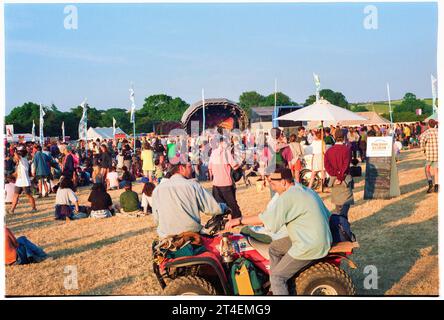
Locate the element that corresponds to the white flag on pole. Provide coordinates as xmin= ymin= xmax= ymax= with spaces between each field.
xmin=113 ymin=117 xmax=116 ymax=138
xmin=39 ymin=104 xmax=45 ymax=145
xmin=431 ymin=74 xmax=438 ymax=113
xmin=313 ymin=73 xmax=321 ymax=101
xmin=78 ymin=99 xmax=88 ymax=141
xmin=387 ymin=83 xmax=393 ymax=124
xmin=62 ymin=121 xmax=65 ymax=142
xmin=32 ymin=120 xmax=36 ymax=142
xmin=129 ymin=85 xmax=136 ymax=123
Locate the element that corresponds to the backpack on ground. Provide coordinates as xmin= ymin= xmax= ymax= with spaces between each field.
xmin=231 ymin=257 xmax=263 ymax=295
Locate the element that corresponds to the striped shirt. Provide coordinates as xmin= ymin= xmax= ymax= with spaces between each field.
xmin=420 ymin=128 xmax=438 ymax=162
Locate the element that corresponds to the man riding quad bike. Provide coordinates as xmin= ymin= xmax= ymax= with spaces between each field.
xmin=151 ymin=165 xmax=358 ymax=296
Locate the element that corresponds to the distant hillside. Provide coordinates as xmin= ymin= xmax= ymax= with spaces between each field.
xmin=351 ymin=98 xmax=433 ymax=114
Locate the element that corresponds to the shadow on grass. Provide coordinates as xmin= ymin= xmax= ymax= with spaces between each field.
xmin=397 ymin=159 xmax=426 ymax=172
xmin=80 ymin=275 xmax=138 ymax=295
xmin=349 ymin=189 xmax=438 ymax=296
xmin=41 ymin=236 xmax=86 ymax=250
xmin=9 ymin=219 xmax=60 ymax=234
xmin=49 ymin=227 xmax=153 ymax=259
xmin=6 ymin=211 xmax=53 ymax=226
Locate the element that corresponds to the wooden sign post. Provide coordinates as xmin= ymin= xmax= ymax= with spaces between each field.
xmin=364 ymin=136 xmax=400 ymax=199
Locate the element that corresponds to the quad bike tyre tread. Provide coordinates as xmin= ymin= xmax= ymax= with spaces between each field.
xmin=295 ymin=262 xmax=356 ymax=296
xmin=164 ymin=276 xmax=217 ymax=296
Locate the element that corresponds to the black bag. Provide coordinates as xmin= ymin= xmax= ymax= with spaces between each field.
xmin=350 ymin=165 xmax=362 ymax=177
xmin=329 ymin=214 xmax=356 ymax=243
xmin=231 ymin=167 xmax=243 ymax=183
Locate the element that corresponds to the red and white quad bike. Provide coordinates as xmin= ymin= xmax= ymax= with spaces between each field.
xmin=152 ymin=212 xmax=359 ymax=296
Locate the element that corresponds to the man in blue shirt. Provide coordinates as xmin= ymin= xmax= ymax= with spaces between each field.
xmin=226 ymin=168 xmax=332 ymax=295
xmin=33 ymin=145 xmax=51 ymax=197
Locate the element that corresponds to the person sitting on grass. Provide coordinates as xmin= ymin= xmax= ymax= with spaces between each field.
xmin=88 ymin=182 xmax=114 ymax=218
xmin=141 ymin=180 xmax=156 ymax=214
xmin=119 ymin=165 xmax=134 ymax=188
xmin=55 ymin=178 xmax=87 ymax=220
xmin=118 ymin=181 xmax=142 ymax=215
xmin=5 ymin=227 xmax=48 ymax=265
xmin=106 ymin=166 xmax=120 ymax=190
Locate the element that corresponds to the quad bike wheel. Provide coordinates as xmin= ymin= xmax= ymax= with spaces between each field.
xmin=164 ymin=276 xmax=217 ymax=296
xmin=299 ymin=169 xmax=320 ymax=190
xmin=295 ymin=262 xmax=356 ymax=296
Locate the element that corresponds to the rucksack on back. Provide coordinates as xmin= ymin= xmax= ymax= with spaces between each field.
xmin=231 ymin=257 xmax=263 ymax=295
xmin=329 ymin=214 xmax=356 ymax=243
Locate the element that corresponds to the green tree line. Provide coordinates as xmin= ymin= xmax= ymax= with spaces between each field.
xmin=6 ymin=90 xmax=433 ymax=139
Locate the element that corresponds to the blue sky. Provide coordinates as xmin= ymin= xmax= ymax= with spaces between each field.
xmin=5 ymin=2 xmax=438 ymax=113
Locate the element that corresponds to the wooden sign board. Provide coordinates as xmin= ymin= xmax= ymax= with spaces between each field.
xmin=364 ymin=137 xmax=400 ymax=200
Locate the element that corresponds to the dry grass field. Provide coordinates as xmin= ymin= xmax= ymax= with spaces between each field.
xmin=5 ymin=148 xmax=438 ymax=296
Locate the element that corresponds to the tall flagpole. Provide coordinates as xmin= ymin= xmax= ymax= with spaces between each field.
xmin=81 ymin=99 xmax=88 ymax=156
xmin=129 ymin=83 xmax=136 ymax=151
xmin=62 ymin=121 xmax=65 ymax=143
xmin=39 ymin=103 xmax=45 ymax=146
xmin=313 ymin=73 xmax=321 ymax=102
xmin=32 ymin=120 xmax=36 ymax=142
xmin=273 ymin=78 xmax=278 ymax=127
xmin=387 ymin=83 xmax=393 ymax=125
xmin=202 ymin=88 xmax=205 ymax=135
xmin=431 ymin=74 xmax=437 ymax=116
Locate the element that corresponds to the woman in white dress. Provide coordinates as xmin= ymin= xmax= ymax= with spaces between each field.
xmin=308 ymin=130 xmax=325 ymax=189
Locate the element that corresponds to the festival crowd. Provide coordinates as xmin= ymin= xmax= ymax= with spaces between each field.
xmin=4 ymin=119 xmax=438 ymax=295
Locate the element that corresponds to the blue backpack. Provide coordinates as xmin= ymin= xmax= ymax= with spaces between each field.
xmin=329 ymin=214 xmax=356 ymax=243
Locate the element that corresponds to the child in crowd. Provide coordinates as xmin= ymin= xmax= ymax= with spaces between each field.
xmin=154 ymin=159 xmax=164 ymax=184
xmin=5 ymin=176 xmax=16 ymax=205
xmin=119 ymin=165 xmax=134 ymax=189
xmin=141 ymin=181 xmax=156 ymax=214
xmin=349 ymin=158 xmax=362 ymax=177
xmin=91 ymin=158 xmax=102 ymax=184
xmin=106 ymin=166 xmax=120 ymax=190
xmin=394 ymin=137 xmax=403 ymax=161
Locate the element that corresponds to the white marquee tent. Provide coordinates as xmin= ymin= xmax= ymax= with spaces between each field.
xmin=87 ymin=127 xmax=127 ymax=140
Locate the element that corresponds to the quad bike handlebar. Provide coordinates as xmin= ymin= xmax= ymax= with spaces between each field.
xmin=203 ymin=208 xmax=231 ymax=236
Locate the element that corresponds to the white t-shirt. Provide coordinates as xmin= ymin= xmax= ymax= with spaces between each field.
xmin=312 ymin=140 xmax=323 ymax=155
xmin=5 ymin=183 xmax=15 ymax=202
xmin=141 ymin=193 xmax=153 ymax=213
xmin=106 ymin=171 xmax=119 ymax=189
xmin=55 ymin=188 xmax=78 ymax=206
xmin=15 ymin=158 xmax=31 ymax=187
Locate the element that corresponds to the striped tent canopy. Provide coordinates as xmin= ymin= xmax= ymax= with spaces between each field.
xmin=337 ymin=112 xmax=390 ymax=126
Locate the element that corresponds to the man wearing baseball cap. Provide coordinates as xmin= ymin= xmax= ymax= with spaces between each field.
xmin=226 ymin=168 xmax=332 ymax=295
xmin=152 ymin=161 xmax=227 ymax=238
